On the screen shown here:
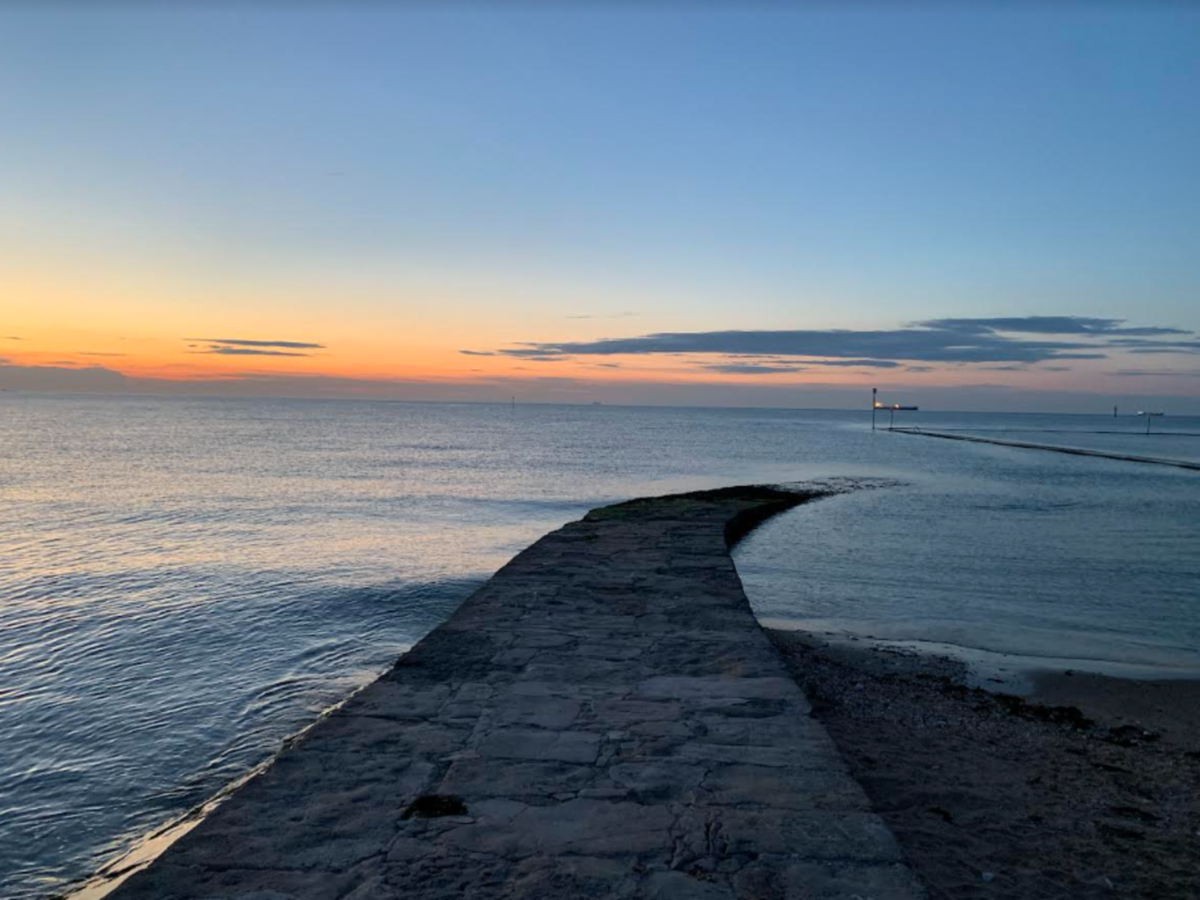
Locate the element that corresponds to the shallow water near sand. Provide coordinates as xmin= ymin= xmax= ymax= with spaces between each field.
xmin=2 ymin=394 xmax=1198 ymax=898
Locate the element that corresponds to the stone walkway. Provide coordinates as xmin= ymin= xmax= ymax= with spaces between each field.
xmin=109 ymin=487 xmax=924 ymax=900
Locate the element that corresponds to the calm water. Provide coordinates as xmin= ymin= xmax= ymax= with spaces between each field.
xmin=1 ymin=395 xmax=1198 ymax=898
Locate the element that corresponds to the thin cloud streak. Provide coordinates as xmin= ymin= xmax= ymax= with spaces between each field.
xmin=190 ymin=338 xmax=326 ymax=349
xmin=915 ymin=316 xmax=1189 ymax=337
xmin=705 ymin=363 xmax=807 ymax=375
xmin=1107 ymin=339 xmax=1200 ymax=354
xmin=806 ymin=359 xmax=903 ymax=369
xmin=500 ymin=348 xmax=574 ymax=360
xmin=192 ymin=347 xmax=312 ymax=357
xmin=1110 ymin=369 xmax=1200 ymax=378
xmin=183 ymin=337 xmax=326 ymax=358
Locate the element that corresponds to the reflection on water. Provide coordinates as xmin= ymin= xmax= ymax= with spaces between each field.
xmin=1 ymin=394 xmax=1198 ymax=898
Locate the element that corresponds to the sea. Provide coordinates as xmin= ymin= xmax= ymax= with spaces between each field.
xmin=2 ymin=393 xmax=1198 ymax=899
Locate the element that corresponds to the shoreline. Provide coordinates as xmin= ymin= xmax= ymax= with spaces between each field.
xmin=759 ymin=620 xmax=1200 ymax=694
xmin=767 ymin=628 xmax=1200 ymax=899
xmin=1031 ymin=669 xmax=1200 ymax=752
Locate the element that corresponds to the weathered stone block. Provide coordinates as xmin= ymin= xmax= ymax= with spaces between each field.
xmin=477 ymin=728 xmax=601 ymax=764
xmin=635 ymin=675 xmax=797 ymax=702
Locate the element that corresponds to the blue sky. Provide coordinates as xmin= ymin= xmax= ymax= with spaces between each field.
xmin=2 ymin=3 xmax=1199 ymax=409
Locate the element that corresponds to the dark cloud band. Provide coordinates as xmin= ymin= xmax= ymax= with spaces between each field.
xmin=495 ymin=330 xmax=1100 ymax=364
xmin=490 ymin=316 xmax=1189 ymax=366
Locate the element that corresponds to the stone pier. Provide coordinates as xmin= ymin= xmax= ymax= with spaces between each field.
xmin=107 ymin=486 xmax=923 ymax=900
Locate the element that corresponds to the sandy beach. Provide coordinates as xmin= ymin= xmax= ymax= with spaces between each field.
xmin=767 ymin=630 xmax=1200 ymax=899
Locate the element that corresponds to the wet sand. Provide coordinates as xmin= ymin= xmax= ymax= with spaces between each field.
xmin=767 ymin=629 xmax=1200 ymax=899
xmin=1033 ymin=670 xmax=1200 ymax=751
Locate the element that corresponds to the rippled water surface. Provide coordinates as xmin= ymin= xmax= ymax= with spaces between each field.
xmin=1 ymin=395 xmax=1198 ymax=898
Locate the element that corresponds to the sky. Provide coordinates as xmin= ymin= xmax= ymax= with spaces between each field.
xmin=2 ymin=2 xmax=1199 ymax=412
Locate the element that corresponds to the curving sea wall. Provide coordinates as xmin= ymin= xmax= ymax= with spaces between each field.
xmin=102 ymin=486 xmax=923 ymax=900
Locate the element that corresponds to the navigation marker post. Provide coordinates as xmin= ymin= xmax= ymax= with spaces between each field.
xmin=1138 ymin=410 xmax=1165 ymax=435
xmin=873 ymin=390 xmax=919 ymax=430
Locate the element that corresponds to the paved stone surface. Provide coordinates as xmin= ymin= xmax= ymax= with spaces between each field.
xmin=108 ymin=486 xmax=924 ymax=899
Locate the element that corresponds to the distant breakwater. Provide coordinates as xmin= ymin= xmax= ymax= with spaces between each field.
xmin=87 ymin=485 xmax=922 ymax=900
xmin=890 ymin=428 xmax=1200 ymax=472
